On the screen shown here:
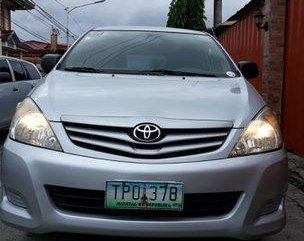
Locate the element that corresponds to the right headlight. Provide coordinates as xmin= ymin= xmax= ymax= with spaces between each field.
xmin=9 ymin=98 xmax=62 ymax=152
xmin=230 ymin=107 xmax=283 ymax=157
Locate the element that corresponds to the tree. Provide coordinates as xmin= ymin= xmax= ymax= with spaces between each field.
xmin=167 ymin=0 xmax=207 ymax=31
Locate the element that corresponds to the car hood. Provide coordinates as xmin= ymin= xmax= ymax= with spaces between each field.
xmin=32 ymin=70 xmax=265 ymax=128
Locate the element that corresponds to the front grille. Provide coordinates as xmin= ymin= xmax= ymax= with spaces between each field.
xmin=63 ymin=122 xmax=231 ymax=159
xmin=46 ymin=185 xmax=241 ymax=219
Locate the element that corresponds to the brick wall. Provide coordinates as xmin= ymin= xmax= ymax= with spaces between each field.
xmin=262 ymin=0 xmax=287 ymax=121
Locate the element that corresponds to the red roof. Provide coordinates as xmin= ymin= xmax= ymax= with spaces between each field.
xmin=46 ymin=43 xmax=68 ymax=50
xmin=24 ymin=41 xmax=48 ymax=51
xmin=24 ymin=40 xmax=68 ymax=52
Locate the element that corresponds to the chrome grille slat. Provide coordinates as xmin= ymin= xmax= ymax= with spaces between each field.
xmin=66 ymin=125 xmax=228 ymax=145
xmin=132 ymin=141 xmax=224 ymax=155
xmin=65 ymin=126 xmax=131 ymax=142
xmin=69 ymin=134 xmax=223 ymax=156
xmin=63 ymin=122 xmax=231 ymax=159
xmin=69 ymin=135 xmax=134 ymax=153
xmin=159 ymin=132 xmax=228 ymax=144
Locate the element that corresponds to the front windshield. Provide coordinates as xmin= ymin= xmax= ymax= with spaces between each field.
xmin=58 ymin=30 xmax=238 ymax=77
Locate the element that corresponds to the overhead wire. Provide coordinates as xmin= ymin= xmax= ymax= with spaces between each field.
xmin=11 ymin=0 xmax=86 ymax=42
xmin=28 ymin=0 xmax=78 ymax=39
xmin=52 ymin=0 xmax=85 ymax=33
xmin=12 ymin=19 xmax=49 ymax=42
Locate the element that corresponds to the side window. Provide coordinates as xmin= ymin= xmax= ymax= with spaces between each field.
xmin=0 ymin=59 xmax=12 ymax=83
xmin=9 ymin=60 xmax=27 ymax=81
xmin=22 ymin=62 xmax=41 ymax=80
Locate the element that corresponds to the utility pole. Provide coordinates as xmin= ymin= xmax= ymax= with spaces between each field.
xmin=65 ymin=0 xmax=106 ymax=48
xmin=214 ymin=0 xmax=222 ymax=27
xmin=0 ymin=1 xmax=2 ymax=56
xmin=51 ymin=27 xmax=59 ymax=52
xmin=0 ymin=30 xmax=2 ymax=55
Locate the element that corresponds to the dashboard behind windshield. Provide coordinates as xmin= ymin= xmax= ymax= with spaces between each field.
xmin=58 ymin=30 xmax=238 ymax=77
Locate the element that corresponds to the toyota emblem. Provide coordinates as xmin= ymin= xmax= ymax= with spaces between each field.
xmin=133 ymin=124 xmax=161 ymax=143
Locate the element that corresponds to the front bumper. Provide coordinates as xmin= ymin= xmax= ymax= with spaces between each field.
xmin=1 ymin=139 xmax=288 ymax=240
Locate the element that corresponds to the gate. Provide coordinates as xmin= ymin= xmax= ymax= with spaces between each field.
xmin=283 ymin=0 xmax=304 ymax=155
xmin=217 ymin=8 xmax=264 ymax=93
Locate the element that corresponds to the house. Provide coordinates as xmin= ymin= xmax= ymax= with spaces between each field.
xmin=215 ymin=0 xmax=304 ymax=156
xmin=0 ymin=0 xmax=35 ymax=55
xmin=1 ymin=30 xmax=30 ymax=57
xmin=23 ymin=29 xmax=68 ymax=55
xmin=19 ymin=32 xmax=68 ymax=64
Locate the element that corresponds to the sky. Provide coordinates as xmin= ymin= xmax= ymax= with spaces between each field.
xmin=12 ymin=0 xmax=251 ymax=43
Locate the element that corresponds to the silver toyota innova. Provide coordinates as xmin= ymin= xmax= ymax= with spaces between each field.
xmin=0 ymin=27 xmax=287 ymax=240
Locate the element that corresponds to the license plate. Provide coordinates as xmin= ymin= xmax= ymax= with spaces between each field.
xmin=105 ymin=181 xmax=184 ymax=211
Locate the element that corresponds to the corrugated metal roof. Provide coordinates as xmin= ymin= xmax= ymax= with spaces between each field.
xmin=215 ymin=0 xmax=264 ymax=34
xmin=226 ymin=0 xmax=264 ymax=22
xmin=24 ymin=40 xmax=68 ymax=52
xmin=219 ymin=20 xmax=238 ymax=27
xmin=24 ymin=41 xmax=48 ymax=51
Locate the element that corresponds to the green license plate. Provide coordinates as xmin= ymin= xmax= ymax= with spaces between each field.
xmin=105 ymin=181 xmax=184 ymax=211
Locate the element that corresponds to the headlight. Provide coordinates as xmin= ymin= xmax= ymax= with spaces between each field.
xmin=230 ymin=107 xmax=282 ymax=157
xmin=9 ymin=98 xmax=62 ymax=151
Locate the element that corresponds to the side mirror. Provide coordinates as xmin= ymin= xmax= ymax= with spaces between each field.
xmin=239 ymin=61 xmax=259 ymax=80
xmin=41 ymin=54 xmax=62 ymax=74
xmin=0 ymin=72 xmax=12 ymax=83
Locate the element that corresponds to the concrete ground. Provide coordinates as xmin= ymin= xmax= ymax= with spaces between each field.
xmin=0 ymin=131 xmax=304 ymax=241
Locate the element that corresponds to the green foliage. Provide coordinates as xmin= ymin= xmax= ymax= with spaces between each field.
xmin=167 ymin=0 xmax=207 ymax=31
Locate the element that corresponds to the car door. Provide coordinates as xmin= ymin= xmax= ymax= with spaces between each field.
xmin=8 ymin=60 xmax=37 ymax=104
xmin=22 ymin=61 xmax=42 ymax=87
xmin=0 ymin=59 xmax=18 ymax=129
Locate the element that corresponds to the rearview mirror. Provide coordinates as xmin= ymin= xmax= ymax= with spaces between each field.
xmin=0 ymin=72 xmax=12 ymax=83
xmin=41 ymin=54 xmax=62 ymax=74
xmin=239 ymin=61 xmax=259 ymax=80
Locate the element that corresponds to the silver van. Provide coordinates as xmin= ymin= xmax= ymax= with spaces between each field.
xmin=0 ymin=56 xmax=42 ymax=129
xmin=0 ymin=27 xmax=287 ymax=240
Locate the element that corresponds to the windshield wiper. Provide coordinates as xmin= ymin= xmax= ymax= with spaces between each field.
xmin=64 ymin=67 xmax=104 ymax=73
xmin=63 ymin=67 xmax=222 ymax=77
xmin=142 ymin=69 xmax=221 ymax=77
xmin=64 ymin=67 xmax=144 ymax=75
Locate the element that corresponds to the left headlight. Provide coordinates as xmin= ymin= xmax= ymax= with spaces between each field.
xmin=230 ymin=107 xmax=283 ymax=157
xmin=9 ymin=98 xmax=62 ymax=152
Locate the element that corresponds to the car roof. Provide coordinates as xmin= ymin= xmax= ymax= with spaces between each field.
xmin=0 ymin=55 xmax=36 ymax=66
xmin=93 ymin=26 xmax=208 ymax=35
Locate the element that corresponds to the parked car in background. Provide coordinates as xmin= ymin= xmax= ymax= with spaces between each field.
xmin=0 ymin=56 xmax=42 ymax=130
